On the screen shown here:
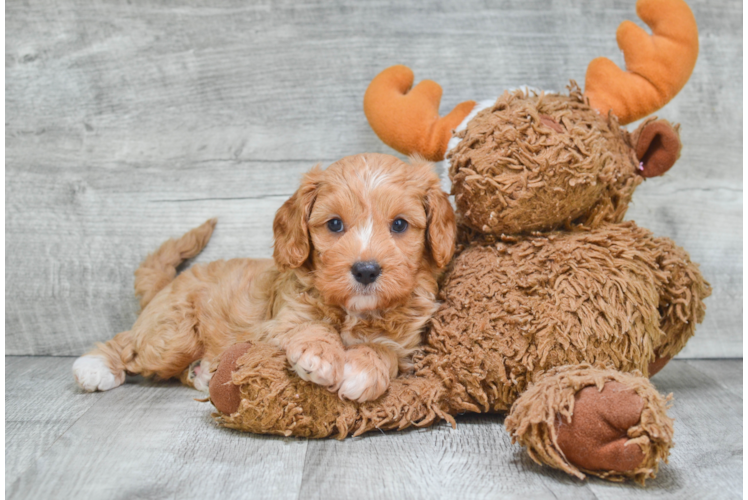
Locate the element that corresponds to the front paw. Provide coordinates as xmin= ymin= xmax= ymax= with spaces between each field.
xmin=187 ymin=359 xmax=212 ymax=392
xmin=338 ymin=348 xmax=390 ymax=403
xmin=73 ymin=355 xmax=125 ymax=392
xmin=286 ymin=340 xmax=344 ymax=390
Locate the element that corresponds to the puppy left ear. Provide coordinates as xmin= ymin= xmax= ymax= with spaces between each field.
xmin=422 ymin=171 xmax=457 ymax=269
xmin=273 ymin=166 xmax=322 ymax=270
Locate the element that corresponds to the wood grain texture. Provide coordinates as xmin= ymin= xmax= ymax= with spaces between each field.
xmin=297 ymin=360 xmax=743 ymax=499
xmin=5 ymin=0 xmax=741 ymax=356
xmin=5 ymin=356 xmax=107 ymax=489
xmin=298 ymin=415 xmax=600 ymax=500
xmin=6 ymin=357 xmax=309 ymax=500
xmin=5 ymin=357 xmax=742 ymax=499
xmin=684 ymin=358 xmax=743 ymax=397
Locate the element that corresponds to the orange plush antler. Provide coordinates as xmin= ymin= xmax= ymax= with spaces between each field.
xmin=585 ymin=0 xmax=699 ymax=125
xmin=363 ymin=65 xmax=476 ymax=162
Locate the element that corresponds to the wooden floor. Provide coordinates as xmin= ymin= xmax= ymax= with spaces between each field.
xmin=5 ymin=357 xmax=742 ymax=499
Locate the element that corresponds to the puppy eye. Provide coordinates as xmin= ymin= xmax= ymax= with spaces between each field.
xmin=391 ymin=218 xmax=408 ymax=233
xmin=327 ymin=218 xmax=344 ymax=233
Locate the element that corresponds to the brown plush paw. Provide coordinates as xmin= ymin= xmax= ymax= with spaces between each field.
xmin=555 ymin=381 xmax=646 ymax=473
xmin=209 ymin=342 xmax=253 ymax=415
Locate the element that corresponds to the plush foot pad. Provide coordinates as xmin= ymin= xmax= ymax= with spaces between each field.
xmin=209 ymin=343 xmax=253 ymax=414
xmin=555 ymin=381 xmax=645 ymax=472
xmin=647 ymin=355 xmax=671 ymax=377
xmin=506 ymin=365 xmax=674 ymax=483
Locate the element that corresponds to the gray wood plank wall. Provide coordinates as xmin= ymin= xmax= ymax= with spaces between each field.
xmin=6 ymin=0 xmax=742 ymax=357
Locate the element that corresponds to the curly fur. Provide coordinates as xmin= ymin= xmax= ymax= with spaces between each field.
xmin=74 ymin=154 xmax=456 ymax=403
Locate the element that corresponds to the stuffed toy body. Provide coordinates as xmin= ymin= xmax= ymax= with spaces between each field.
xmin=209 ymin=0 xmax=710 ymax=484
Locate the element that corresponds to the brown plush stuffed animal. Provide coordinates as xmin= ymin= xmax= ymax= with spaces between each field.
xmin=208 ymin=0 xmax=710 ymax=484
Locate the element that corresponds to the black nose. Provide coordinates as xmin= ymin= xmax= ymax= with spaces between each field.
xmin=351 ymin=261 xmax=381 ymax=285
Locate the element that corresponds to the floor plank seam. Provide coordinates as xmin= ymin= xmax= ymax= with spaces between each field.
xmin=6 ymin=391 xmax=107 ymax=494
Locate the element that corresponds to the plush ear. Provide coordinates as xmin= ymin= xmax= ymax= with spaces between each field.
xmin=272 ymin=166 xmax=323 ymax=270
xmin=632 ymin=119 xmax=682 ymax=178
xmin=424 ymin=176 xmax=457 ymax=269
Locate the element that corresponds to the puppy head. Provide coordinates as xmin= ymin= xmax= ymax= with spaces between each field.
xmin=273 ymin=153 xmax=456 ymax=312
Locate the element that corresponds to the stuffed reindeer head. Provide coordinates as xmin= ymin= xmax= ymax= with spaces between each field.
xmin=363 ymin=0 xmax=699 ymax=235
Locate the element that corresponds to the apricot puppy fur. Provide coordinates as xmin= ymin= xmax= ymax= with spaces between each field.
xmin=72 ymin=153 xmax=457 ymax=402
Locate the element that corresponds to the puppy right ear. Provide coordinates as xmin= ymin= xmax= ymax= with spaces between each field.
xmin=273 ymin=166 xmax=323 ymax=270
xmin=425 ymin=185 xmax=457 ymax=268
xmin=410 ymin=156 xmax=457 ymax=269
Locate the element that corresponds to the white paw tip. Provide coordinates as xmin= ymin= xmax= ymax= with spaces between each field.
xmin=338 ymin=363 xmax=375 ymax=402
xmin=293 ymin=354 xmax=335 ymax=387
xmin=72 ymin=356 xmax=124 ymax=392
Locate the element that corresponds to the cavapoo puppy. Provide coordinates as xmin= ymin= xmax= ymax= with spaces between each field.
xmin=73 ymin=153 xmax=457 ymax=402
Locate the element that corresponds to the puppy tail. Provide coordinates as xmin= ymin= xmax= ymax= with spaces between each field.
xmin=134 ymin=218 xmax=217 ymax=310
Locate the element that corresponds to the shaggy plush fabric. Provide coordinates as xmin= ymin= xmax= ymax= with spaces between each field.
xmin=423 ymin=222 xmax=709 ymax=414
xmin=212 ymin=342 xmax=452 ymax=439
xmin=448 ymin=86 xmax=641 ymax=235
